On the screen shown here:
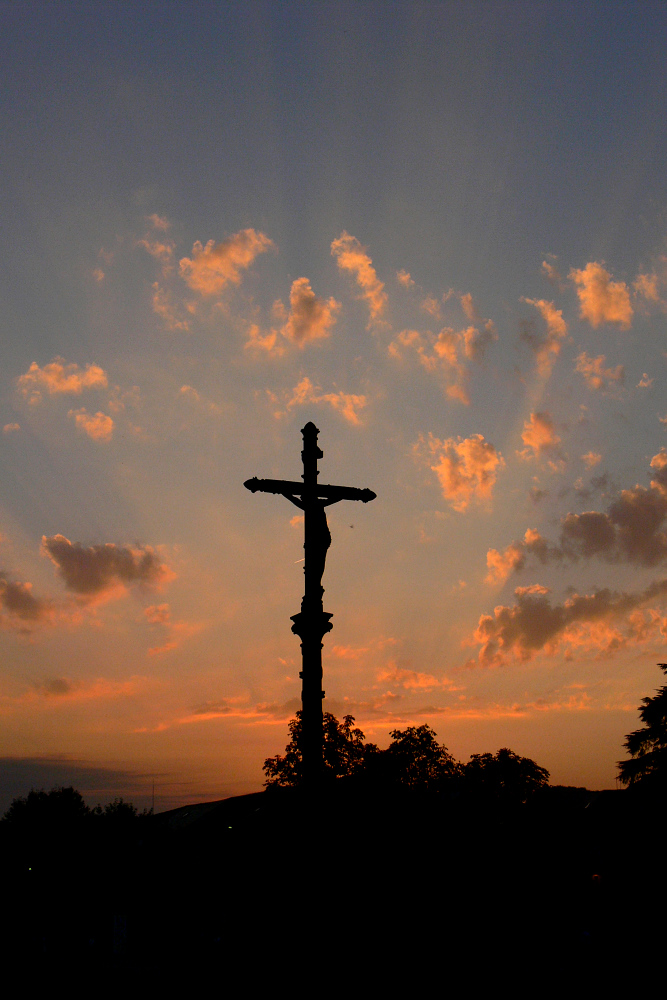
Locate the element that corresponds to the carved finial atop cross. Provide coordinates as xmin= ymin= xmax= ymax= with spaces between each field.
xmin=245 ymin=423 xmax=376 ymax=786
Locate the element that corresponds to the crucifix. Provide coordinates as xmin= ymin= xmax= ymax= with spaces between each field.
xmin=245 ymin=422 xmax=376 ymax=787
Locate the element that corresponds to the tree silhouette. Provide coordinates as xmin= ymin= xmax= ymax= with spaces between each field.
xmin=463 ymin=748 xmax=549 ymax=803
xmin=618 ymin=662 xmax=667 ymax=789
xmin=263 ymin=711 xmax=376 ymax=786
xmin=380 ymin=724 xmax=460 ymax=789
xmin=2 ymin=785 xmax=89 ymax=829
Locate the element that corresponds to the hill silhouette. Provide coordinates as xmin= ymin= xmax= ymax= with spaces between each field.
xmin=2 ymin=766 xmax=665 ymax=984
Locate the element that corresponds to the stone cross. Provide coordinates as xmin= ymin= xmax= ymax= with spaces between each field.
xmin=245 ymin=422 xmax=376 ymax=786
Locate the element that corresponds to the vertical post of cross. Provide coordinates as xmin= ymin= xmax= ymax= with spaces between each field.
xmin=290 ymin=423 xmax=332 ymax=788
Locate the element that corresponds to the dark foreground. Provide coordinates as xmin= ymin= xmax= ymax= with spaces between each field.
xmin=2 ymin=784 xmax=665 ymax=984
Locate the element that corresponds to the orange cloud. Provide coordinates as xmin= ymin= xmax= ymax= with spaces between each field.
xmin=179 ymin=228 xmax=273 ymax=296
xmin=470 ymin=578 xmax=667 ymax=667
xmin=376 ymin=663 xmax=443 ymax=691
xmin=42 ymin=535 xmax=173 ymax=599
xmin=485 ymin=529 xmax=552 ymax=586
xmin=493 ymin=452 xmax=667 ymax=576
xmin=138 ymin=237 xmax=174 ymax=263
xmin=68 ymin=408 xmax=114 ymax=442
xmin=520 ymin=298 xmax=568 ymax=376
xmin=150 ymin=283 xmax=192 ymax=331
xmin=417 ymin=432 xmax=504 ymax=512
xmin=581 ymin=452 xmax=602 ymax=468
xmin=0 ymin=574 xmax=51 ymax=625
xmin=518 ymin=411 xmax=565 ymax=466
xmin=485 ymin=542 xmax=524 ymax=587
xmin=278 ymin=277 xmax=340 ymax=346
xmin=147 ymin=214 xmax=170 ymax=231
xmin=330 ymin=231 xmax=387 ymax=326
xmin=541 ymin=259 xmax=564 ymax=288
xmin=575 ymin=351 xmax=624 ymax=391
xmin=396 ymin=269 xmax=415 ymax=288
xmin=569 ymin=261 xmax=633 ymax=329
xmin=3 ymin=423 xmax=19 ymax=435
xmin=17 ymin=359 xmax=108 ymax=404
xmin=389 ymin=321 xmax=496 ymax=405
xmin=284 ymin=376 xmax=367 ymax=425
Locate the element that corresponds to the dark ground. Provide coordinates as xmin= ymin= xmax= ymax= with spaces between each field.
xmin=2 ymin=784 xmax=664 ymax=985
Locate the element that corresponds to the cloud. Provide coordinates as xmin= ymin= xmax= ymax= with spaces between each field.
xmin=92 ymin=268 xmax=105 ymax=283
xmin=388 ymin=321 xmax=495 ymax=404
xmin=634 ymin=262 xmax=667 ymax=313
xmin=458 ymin=293 xmax=497 ymax=360
xmin=178 ymin=385 xmax=225 ymax=419
xmin=420 ymin=295 xmax=441 ymax=320
xmin=376 ymin=663 xmax=461 ymax=692
xmin=541 ymin=258 xmax=564 ymax=288
xmin=147 ymin=214 xmax=170 ymax=231
xmin=179 ymin=228 xmax=273 ymax=296
xmin=416 ymin=432 xmax=504 ymax=512
xmin=17 ymin=359 xmax=108 ymax=404
xmin=2 ymin=423 xmax=19 ymax=435
xmin=32 ymin=677 xmax=73 ymax=696
xmin=138 ymin=237 xmax=174 ymax=263
xmin=68 ymin=408 xmax=114 ymax=442
xmin=637 ymin=373 xmax=654 ymax=388
xmin=485 ymin=529 xmax=553 ymax=586
xmin=396 ymin=269 xmax=415 ymax=288
xmin=0 ymin=574 xmax=50 ymax=623
xmin=278 ymin=277 xmax=340 ymax=346
xmin=518 ymin=411 xmax=565 ymax=466
xmin=569 ymin=261 xmax=633 ymax=329
xmin=41 ymin=535 xmax=173 ymax=598
xmin=143 ymin=603 xmax=204 ymax=657
xmin=470 ymin=578 xmax=667 ymax=667
xmin=283 ymin=376 xmax=368 ymax=425
xmin=490 ymin=452 xmax=667 ymax=577
xmin=575 ymin=351 xmax=624 ymax=391
xmin=581 ymin=452 xmax=602 ymax=468
xmin=151 ymin=282 xmax=191 ymax=331
xmin=520 ymin=298 xmax=568 ymax=376
xmin=144 ymin=603 xmax=171 ymax=624
xmin=330 ymin=231 xmax=387 ymax=326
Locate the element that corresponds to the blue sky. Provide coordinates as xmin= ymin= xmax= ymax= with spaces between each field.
xmin=1 ymin=1 xmax=667 ymax=811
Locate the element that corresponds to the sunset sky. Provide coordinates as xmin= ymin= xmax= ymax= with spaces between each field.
xmin=2 ymin=1 xmax=667 ymax=811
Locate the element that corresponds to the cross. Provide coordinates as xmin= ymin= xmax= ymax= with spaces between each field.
xmin=245 ymin=422 xmax=376 ymax=786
